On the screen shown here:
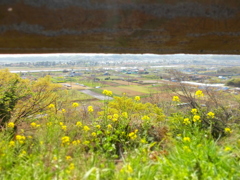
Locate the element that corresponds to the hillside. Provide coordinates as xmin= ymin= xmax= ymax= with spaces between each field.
xmin=0 ymin=0 xmax=240 ymax=54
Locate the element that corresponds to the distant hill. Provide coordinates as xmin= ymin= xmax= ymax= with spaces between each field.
xmin=0 ymin=0 xmax=240 ymax=54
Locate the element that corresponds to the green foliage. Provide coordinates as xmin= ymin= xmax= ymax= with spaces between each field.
xmin=0 ymin=69 xmax=29 ymax=127
xmin=0 ymin=69 xmax=61 ymax=129
xmin=226 ymin=78 xmax=240 ymax=87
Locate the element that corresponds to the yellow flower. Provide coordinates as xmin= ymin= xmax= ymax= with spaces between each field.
xmin=107 ymin=124 xmax=112 ymax=129
xmin=122 ymin=112 xmax=128 ymax=118
xmin=69 ymin=163 xmax=75 ymax=170
xmin=195 ymin=90 xmax=204 ymax=98
xmin=66 ymin=163 xmax=75 ymax=174
xmin=62 ymin=109 xmax=66 ymax=113
xmin=224 ymin=127 xmax=232 ymax=134
xmin=61 ymin=136 xmax=70 ymax=145
xmin=126 ymin=164 xmax=133 ymax=173
xmin=16 ymin=135 xmax=26 ymax=141
xmin=61 ymin=125 xmax=67 ymax=131
xmin=96 ymin=125 xmax=101 ymax=129
xmin=9 ymin=141 xmax=15 ymax=147
xmin=141 ymin=115 xmax=150 ymax=121
xmin=172 ymin=96 xmax=180 ymax=102
xmin=48 ymin=104 xmax=55 ymax=108
xmin=107 ymin=115 xmax=113 ymax=119
xmin=191 ymin=108 xmax=198 ymax=115
xmin=72 ymin=102 xmax=79 ymax=108
xmin=91 ymin=132 xmax=97 ymax=137
xmin=7 ymin=122 xmax=15 ymax=128
xmin=224 ymin=146 xmax=232 ymax=152
xmin=134 ymin=96 xmax=141 ymax=101
xmin=83 ymin=141 xmax=90 ymax=145
xmin=193 ymin=115 xmax=201 ymax=122
xmin=30 ymin=122 xmax=37 ymax=128
xmin=76 ymin=121 xmax=82 ymax=127
xmin=66 ymin=156 xmax=72 ymax=161
xmin=183 ymin=137 xmax=191 ymax=142
xmin=88 ymin=106 xmax=94 ymax=112
xmin=112 ymin=114 xmax=119 ymax=122
xmin=183 ymin=146 xmax=191 ymax=152
xmin=102 ymin=90 xmax=112 ymax=96
xmin=47 ymin=122 xmax=52 ymax=126
xmin=18 ymin=150 xmax=26 ymax=158
xmin=83 ymin=125 xmax=90 ymax=131
xmin=183 ymin=118 xmax=190 ymax=125
xmin=207 ymin=112 xmax=215 ymax=119
xmin=128 ymin=132 xmax=137 ymax=140
xmin=72 ymin=140 xmax=81 ymax=145
xmin=121 ymin=164 xmax=133 ymax=174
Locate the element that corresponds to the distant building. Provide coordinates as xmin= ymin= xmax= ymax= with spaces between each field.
xmin=69 ymin=71 xmax=82 ymax=77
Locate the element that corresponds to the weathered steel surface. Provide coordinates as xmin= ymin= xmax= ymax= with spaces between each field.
xmin=0 ymin=0 xmax=240 ymax=54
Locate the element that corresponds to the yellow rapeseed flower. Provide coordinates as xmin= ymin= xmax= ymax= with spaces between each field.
xmin=61 ymin=136 xmax=70 ymax=145
xmin=172 ymin=96 xmax=180 ymax=102
xmin=224 ymin=127 xmax=232 ymax=134
xmin=47 ymin=122 xmax=52 ymax=126
xmin=88 ymin=106 xmax=94 ymax=112
xmin=128 ymin=132 xmax=137 ymax=140
xmin=195 ymin=90 xmax=204 ymax=98
xmin=96 ymin=125 xmax=101 ymax=129
xmin=122 ymin=112 xmax=128 ymax=118
xmin=224 ymin=146 xmax=232 ymax=152
xmin=72 ymin=102 xmax=79 ymax=108
xmin=7 ymin=122 xmax=15 ymax=128
xmin=102 ymin=90 xmax=112 ymax=96
xmin=107 ymin=115 xmax=113 ymax=119
xmin=61 ymin=125 xmax=67 ymax=131
xmin=72 ymin=140 xmax=81 ymax=145
xmin=134 ymin=96 xmax=141 ymax=101
xmin=83 ymin=125 xmax=90 ymax=131
xmin=183 ymin=137 xmax=191 ymax=142
xmin=207 ymin=112 xmax=215 ymax=119
xmin=66 ymin=156 xmax=72 ymax=161
xmin=76 ymin=121 xmax=82 ymax=127
xmin=62 ymin=109 xmax=66 ymax=113
xmin=69 ymin=163 xmax=75 ymax=170
xmin=112 ymin=113 xmax=119 ymax=122
xmin=91 ymin=132 xmax=97 ymax=137
xmin=30 ymin=122 xmax=38 ymax=128
xmin=16 ymin=135 xmax=26 ymax=141
xmin=83 ymin=141 xmax=90 ymax=145
xmin=183 ymin=146 xmax=191 ymax=152
xmin=9 ymin=141 xmax=15 ymax=147
xmin=183 ymin=118 xmax=190 ymax=125
xmin=121 ymin=164 xmax=133 ymax=174
xmin=107 ymin=124 xmax=112 ymax=129
xmin=48 ymin=104 xmax=55 ymax=108
xmin=141 ymin=115 xmax=150 ymax=121
xmin=191 ymin=108 xmax=198 ymax=115
xmin=193 ymin=115 xmax=201 ymax=122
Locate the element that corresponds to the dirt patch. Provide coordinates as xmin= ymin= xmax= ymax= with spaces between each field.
xmin=112 ymin=80 xmax=139 ymax=86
